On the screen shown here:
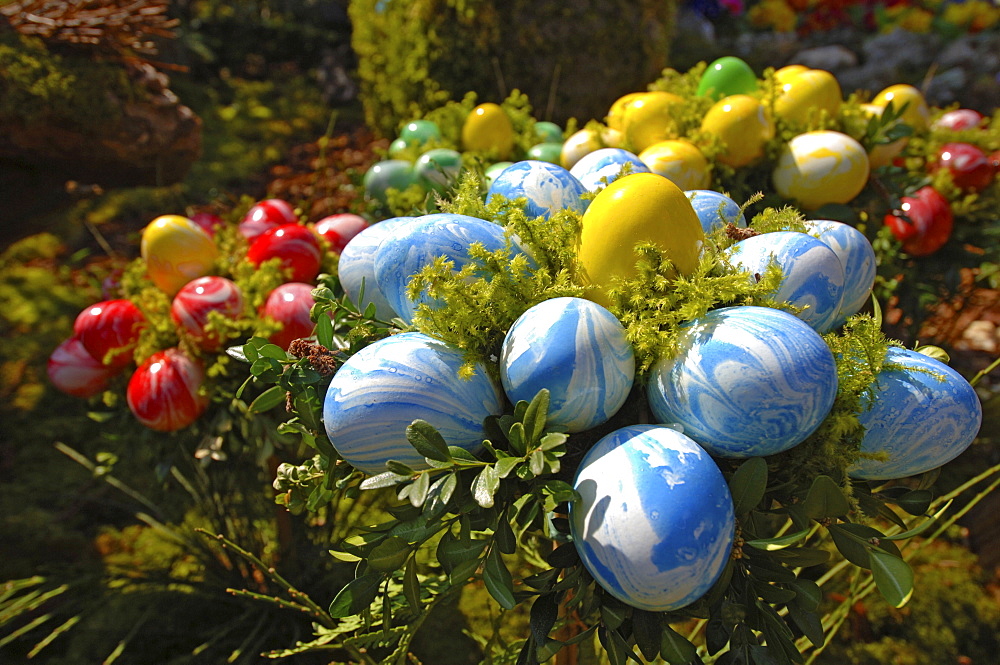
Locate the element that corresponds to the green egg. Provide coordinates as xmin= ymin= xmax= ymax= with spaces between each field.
xmin=363 ymin=159 xmax=418 ymax=205
xmin=415 ymin=148 xmax=463 ymax=193
xmin=533 ymin=121 xmax=563 ymax=143
xmin=399 ymin=119 xmax=442 ymax=145
xmin=527 ymin=142 xmax=564 ymax=164
xmin=697 ymin=56 xmax=759 ymax=100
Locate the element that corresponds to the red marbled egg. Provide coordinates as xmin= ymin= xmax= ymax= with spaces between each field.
xmin=48 ymin=336 xmax=118 ymax=398
xmin=73 ymin=299 xmax=145 ymax=369
xmin=239 ymin=198 xmax=298 ymax=242
xmin=312 ymin=213 xmax=370 ymax=254
xmin=262 ymin=282 xmax=316 ymax=350
xmin=935 ymin=142 xmax=995 ymax=191
xmin=171 ymin=276 xmax=244 ymax=350
xmin=190 ymin=211 xmax=224 ymax=237
xmin=126 ymin=348 xmax=208 ymax=431
xmin=247 ymin=224 xmax=323 ymax=283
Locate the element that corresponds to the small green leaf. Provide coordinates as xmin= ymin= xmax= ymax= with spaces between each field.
xmin=545 ymin=542 xmax=579 ymax=568
xmin=227 ymin=345 xmax=249 ymax=362
xmin=729 ymin=457 xmax=768 ymax=515
xmin=406 ymin=420 xmax=452 ymax=463
xmin=660 ymin=624 xmax=699 ymax=665
xmin=529 ymin=449 xmax=545 ymax=477
xmin=258 ymin=343 xmax=289 ymax=361
xmin=315 ymin=313 xmax=334 ymax=350
xmin=328 ymin=573 xmax=382 ymax=618
xmin=885 ymin=500 xmax=952 ymax=541
xmin=828 ymin=524 xmax=872 ymax=568
xmin=538 ymin=432 xmax=568 ymax=452
xmin=768 ymin=546 xmax=830 ymax=568
xmin=632 ymin=610 xmax=662 ymax=662
xmin=745 ymin=528 xmax=810 ymax=551
xmin=600 ymin=596 xmax=628 ymax=631
xmin=753 ymin=581 xmax=797 ymax=605
xmin=522 ymin=389 xmax=550 ymax=445
xmin=385 ymin=460 xmax=415 ymax=476
xmin=447 ymin=446 xmax=480 ymax=462
xmin=437 ymin=535 xmax=487 ymax=572
xmin=870 ymin=549 xmax=914 ymax=608
xmin=495 ymin=456 xmax=520 ymax=479
xmin=249 ymin=385 xmax=286 ymax=413
xmin=530 ymin=592 xmax=561 ymax=647
xmin=368 ymin=536 xmax=410 ymax=572
xmin=471 ymin=465 xmax=500 ymax=508
xmin=495 ymin=513 xmax=517 ymax=555
xmin=484 ymin=548 xmax=516 ymax=610
xmin=403 ymin=557 xmax=421 ymax=611
xmin=405 ymin=472 xmax=430 ymax=508
xmin=359 ymin=472 xmax=413 ymax=490
xmin=241 ymin=342 xmax=260 ymax=362
xmin=801 ymin=475 xmax=851 ymax=519
xmin=787 ymin=578 xmax=822 ymax=613
xmin=893 ymin=489 xmax=934 ymax=516
xmin=508 ymin=422 xmax=527 ymax=456
xmin=786 ymin=603 xmax=824 ymax=647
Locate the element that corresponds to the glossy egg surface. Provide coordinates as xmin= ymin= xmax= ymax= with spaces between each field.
xmin=126 ymin=348 xmax=208 ymax=432
xmin=638 ymin=140 xmax=711 ymax=191
xmin=569 ymin=148 xmax=650 ymax=193
xmin=772 ymin=131 xmax=870 ymax=210
xmin=262 ymin=282 xmax=317 ymax=350
xmin=73 ymin=299 xmax=145 ymax=369
xmin=802 ymin=219 xmax=876 ymax=325
xmin=486 ymin=160 xmax=589 ymax=220
xmin=141 ymin=215 xmax=218 ymax=296
xmin=462 ymin=103 xmax=514 ymax=159
xmin=171 ymin=276 xmax=244 ymax=350
xmin=313 ymin=213 xmax=370 ymax=254
xmin=48 ymin=336 xmax=117 ymax=398
xmin=700 ymin=95 xmax=773 ymax=167
xmin=697 ymin=56 xmax=759 ymax=100
xmin=247 ymin=224 xmax=323 ymax=284
xmin=338 ymin=217 xmax=414 ymax=321
xmin=685 ymin=190 xmax=746 ymax=234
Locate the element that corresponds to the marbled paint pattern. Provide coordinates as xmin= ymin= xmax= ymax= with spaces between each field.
xmin=337 ymin=217 xmax=413 ymax=321
xmin=486 ymin=160 xmax=589 ymax=219
xmin=569 ymin=148 xmax=651 ymax=193
xmin=171 ymin=276 xmax=244 ymax=350
xmin=48 ymin=336 xmax=117 ymax=398
xmin=126 ymin=348 xmax=208 ymax=432
xmin=803 ymin=219 xmax=877 ymax=327
xmin=685 ymin=189 xmax=747 ymax=234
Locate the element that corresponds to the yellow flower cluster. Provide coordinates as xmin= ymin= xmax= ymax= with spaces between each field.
xmin=748 ymin=0 xmax=799 ymax=32
xmin=942 ymin=0 xmax=1000 ymax=32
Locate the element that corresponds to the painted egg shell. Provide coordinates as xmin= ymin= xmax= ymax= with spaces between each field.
xmin=312 ymin=213 xmax=369 ymax=254
xmin=190 ymin=212 xmax=223 ymax=237
xmin=639 ymin=140 xmax=711 ymax=191
xmin=374 ymin=213 xmax=530 ymax=324
xmin=648 ymin=306 xmax=838 ymax=458
xmin=871 ymin=84 xmax=930 ymax=132
xmin=533 ymin=121 xmax=564 ymax=144
xmin=859 ymin=104 xmax=907 ymax=168
xmin=773 ymin=64 xmax=809 ymax=85
xmin=933 ymin=109 xmax=984 ymax=131
xmin=484 ymin=161 xmax=514 ymax=185
xmin=772 ymin=131 xmax=870 ymax=211
xmin=262 ymin=282 xmax=317 ymax=350
xmin=126 ymin=348 xmax=208 ymax=432
xmin=774 ymin=69 xmax=842 ymax=126
xmin=560 ymin=127 xmax=622 ymax=169
xmin=363 ymin=160 xmax=418 ymax=205
xmin=849 ymin=347 xmax=982 ymax=481
xmin=526 ymin=142 xmax=563 ymax=165
xmin=500 ymin=297 xmax=635 ymax=433
xmin=73 ymin=299 xmax=145 ymax=369
xmin=239 ymin=199 xmax=298 ymax=242
xmin=388 ymin=137 xmax=412 ymax=159
xmin=399 ymin=119 xmax=441 ymax=145
xmin=606 ymin=92 xmax=646 ymax=132
xmin=569 ymin=148 xmax=650 ymax=193
xmin=935 ymin=142 xmax=995 ymax=192
xmin=802 ymin=219 xmax=876 ymax=325
xmin=171 ymin=276 xmax=244 ymax=351
xmin=727 ymin=231 xmax=846 ymax=333
xmin=247 ymin=224 xmax=323 ymax=283
xmin=700 ymin=95 xmax=773 ymax=168
xmin=685 ymin=190 xmax=746 ymax=234
xmin=462 ymin=103 xmax=514 ymax=159
xmin=486 ymin=160 xmax=589 ymax=220
xmin=578 ymin=172 xmax=704 ymax=307
xmin=337 ymin=217 xmax=414 ymax=321
xmin=48 ymin=336 xmax=118 ymax=398
xmin=323 ymin=332 xmax=504 ymax=474
xmin=697 ymin=56 xmax=758 ymax=100
xmin=414 ymin=148 xmax=463 ymax=194
xmin=570 ymin=424 xmax=735 ymax=611
xmin=141 ymin=215 xmax=218 ymax=296
xmin=619 ymin=91 xmax=685 ymax=153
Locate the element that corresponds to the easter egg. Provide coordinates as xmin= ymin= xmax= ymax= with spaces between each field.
xmin=141 ymin=215 xmax=219 ymax=296
xmin=414 ymin=148 xmax=463 ymax=194
xmin=363 ymin=160 xmax=418 ymax=205
xmin=578 ymin=173 xmax=704 ymax=307
xmin=73 ymin=299 xmax=145 ymax=369
xmin=388 ymin=137 xmax=412 ymax=159
xmin=247 ymin=224 xmax=323 ymax=283
xmin=648 ymin=306 xmax=838 ymax=458
xmin=606 ymin=91 xmax=646 ymax=132
xmin=374 ymin=214 xmax=531 ymax=324
xmin=500 ymin=297 xmax=635 ymax=433
xmin=337 ymin=217 xmax=414 ymax=321
xmin=727 ymin=231 xmax=846 ymax=333
xmin=802 ymin=219 xmax=877 ymax=325
xmin=859 ymin=103 xmax=908 ymax=168
xmin=262 ymin=282 xmax=318 ymax=350
xmin=619 ymin=91 xmax=685 ymax=152
xmin=569 ymin=147 xmax=650 ymax=193
xmin=126 ymin=348 xmax=208 ymax=432
xmin=484 ymin=161 xmax=514 ymax=185
xmin=560 ymin=127 xmax=621 ymax=169
xmin=773 ymin=69 xmax=842 ymax=126
xmin=933 ymin=109 xmax=984 ymax=131
xmin=312 ymin=213 xmax=370 ymax=254
xmin=48 ymin=336 xmax=118 ymax=398
xmin=570 ymin=424 xmax=735 ymax=612
xmin=871 ymin=84 xmax=930 ymax=132
xmin=849 ymin=347 xmax=982 ymax=481
xmin=773 ymin=64 xmax=809 ymax=85
xmin=323 ymin=332 xmax=504 ymax=474
xmin=399 ymin=119 xmax=441 ymax=145
xmin=700 ymin=95 xmax=773 ymax=168
xmin=486 ymin=160 xmax=589 ymax=220
xmin=934 ymin=142 xmax=995 ymax=191
xmin=526 ymin=142 xmax=564 ymax=165
xmin=884 ymin=186 xmax=953 ymax=257
xmin=685 ymin=190 xmax=746 ymax=234
xmin=638 ymin=140 xmax=711 ymax=191
xmin=772 ymin=130 xmax=870 ymax=210
xmin=462 ymin=103 xmax=515 ymax=159
xmin=533 ymin=121 xmax=564 ymax=143
xmin=697 ymin=56 xmax=759 ymax=100
xmin=190 ymin=212 xmax=223 ymax=237
xmin=171 ymin=276 xmax=244 ymax=351
xmin=239 ymin=199 xmax=298 ymax=242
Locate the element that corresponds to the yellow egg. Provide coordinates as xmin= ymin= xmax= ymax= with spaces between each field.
xmin=700 ymin=95 xmax=774 ymax=168
xmin=462 ymin=103 xmax=515 ymax=159
xmin=772 ymin=130 xmax=870 ymax=210
xmin=774 ymin=64 xmax=809 ymax=85
xmin=860 ymin=103 xmax=907 ymax=168
xmin=638 ymin=140 xmax=711 ymax=190
xmin=561 ymin=126 xmax=621 ymax=169
xmin=871 ymin=84 xmax=930 ymax=132
xmin=606 ymin=92 xmax=645 ymax=132
xmin=578 ymin=173 xmax=704 ymax=306
xmin=774 ymin=69 xmax=842 ymax=126
xmin=141 ymin=215 xmax=218 ymax=295
xmin=619 ymin=91 xmax=685 ymax=153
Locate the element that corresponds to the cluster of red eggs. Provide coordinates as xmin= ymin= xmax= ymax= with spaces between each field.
xmin=884 ymin=108 xmax=999 ymax=257
xmin=47 ymin=199 xmax=369 ymax=432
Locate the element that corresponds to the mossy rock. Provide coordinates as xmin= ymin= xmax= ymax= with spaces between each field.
xmin=349 ymin=0 xmax=678 ymax=137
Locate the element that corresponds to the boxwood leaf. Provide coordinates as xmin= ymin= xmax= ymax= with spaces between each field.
xmin=328 ymin=573 xmax=382 ymax=618
xmin=632 ymin=609 xmax=662 ymax=662
xmin=660 ymin=624 xmax=699 ymax=665
xmin=406 ymin=420 xmax=452 ymax=463
xmin=801 ymin=475 xmax=850 ymax=519
xmin=315 ymin=312 xmax=334 ymax=350
xmin=484 ymin=548 xmax=516 ymax=610
xmin=870 ymin=549 xmax=914 ymax=608
xmin=729 ymin=457 xmax=768 ymax=515
xmin=530 ymin=592 xmax=560 ymax=646
xmin=367 ymin=536 xmax=410 ymax=572
xmin=249 ymin=385 xmax=286 ymax=413
xmin=522 ymin=388 xmax=550 ymax=445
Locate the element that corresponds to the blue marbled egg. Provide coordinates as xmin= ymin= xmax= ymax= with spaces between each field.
xmin=323 ymin=332 xmax=504 ymax=475
xmin=486 ymin=160 xmax=589 ymax=220
xmin=500 ymin=297 xmax=635 ymax=432
xmin=569 ymin=148 xmax=651 ymax=193
xmin=570 ymin=424 xmax=735 ymax=612
xmin=685 ymin=190 xmax=747 ymax=234
xmin=338 ymin=217 xmax=414 ymax=321
xmin=727 ymin=231 xmax=846 ymax=333
xmin=648 ymin=306 xmax=838 ymax=458
xmin=373 ymin=213 xmax=532 ymax=324
xmin=802 ymin=219 xmax=876 ymax=327
xmin=849 ymin=347 xmax=982 ymax=481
